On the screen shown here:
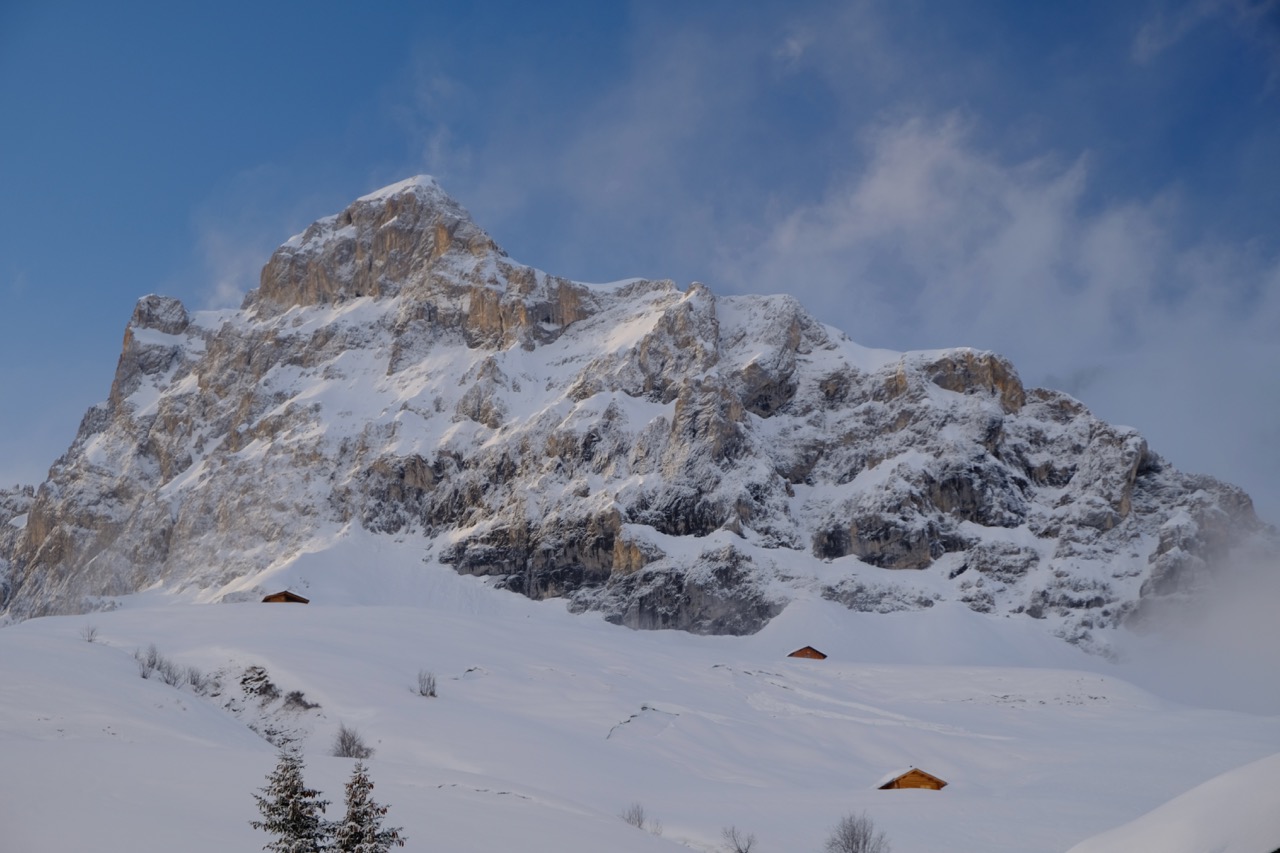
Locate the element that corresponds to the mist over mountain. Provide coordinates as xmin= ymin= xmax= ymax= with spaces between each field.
xmin=0 ymin=177 xmax=1273 ymax=652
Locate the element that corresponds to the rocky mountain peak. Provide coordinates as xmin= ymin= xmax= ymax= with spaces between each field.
xmin=254 ymin=174 xmax=504 ymax=313
xmin=249 ymin=175 xmax=602 ymax=354
xmin=130 ymin=294 xmax=191 ymax=334
xmin=0 ymin=177 xmax=1273 ymax=651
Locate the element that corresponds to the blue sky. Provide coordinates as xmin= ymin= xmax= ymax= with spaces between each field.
xmin=2 ymin=0 xmax=1278 ymax=520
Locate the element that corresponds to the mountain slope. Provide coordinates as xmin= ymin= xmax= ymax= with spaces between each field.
xmin=2 ymin=589 xmax=1278 ymax=853
xmin=1066 ymin=752 xmax=1280 ymax=853
xmin=1 ymin=176 xmax=1272 ymax=652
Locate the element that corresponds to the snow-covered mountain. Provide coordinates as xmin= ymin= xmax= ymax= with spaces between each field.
xmin=3 ymin=177 xmax=1279 ymax=853
xmin=1 ymin=176 xmax=1273 ymax=653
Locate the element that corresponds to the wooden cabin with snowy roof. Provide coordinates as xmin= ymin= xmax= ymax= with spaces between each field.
xmin=787 ymin=645 xmax=828 ymax=660
xmin=875 ymin=767 xmax=948 ymax=790
xmin=262 ymin=590 xmax=309 ymax=604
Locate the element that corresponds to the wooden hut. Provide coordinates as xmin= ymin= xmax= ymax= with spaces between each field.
xmin=876 ymin=767 xmax=948 ymax=790
xmin=262 ymin=590 xmax=310 ymax=604
xmin=787 ymin=645 xmax=828 ymax=660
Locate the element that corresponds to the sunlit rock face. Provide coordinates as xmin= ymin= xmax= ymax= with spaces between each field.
xmin=2 ymin=176 xmax=1272 ymax=649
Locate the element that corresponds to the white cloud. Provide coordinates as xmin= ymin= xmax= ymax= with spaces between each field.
xmin=774 ymin=31 xmax=812 ymax=65
xmin=1134 ymin=0 xmax=1280 ymax=83
xmin=195 ymin=225 xmax=266 ymax=309
xmin=1117 ymin=549 xmax=1280 ymax=712
xmin=385 ymin=5 xmax=1279 ymax=519
xmin=396 ymin=67 xmax=472 ymax=183
xmin=1132 ymin=0 xmax=1225 ymax=63
xmin=715 ymin=114 xmax=1280 ymax=520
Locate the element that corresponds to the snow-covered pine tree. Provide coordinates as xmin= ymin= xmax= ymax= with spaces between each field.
xmin=331 ymin=761 xmax=406 ymax=853
xmin=250 ymin=748 xmax=332 ymax=853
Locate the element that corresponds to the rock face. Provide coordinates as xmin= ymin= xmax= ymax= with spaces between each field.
xmin=1 ymin=176 xmax=1273 ymax=649
xmin=0 ymin=485 xmax=34 ymax=608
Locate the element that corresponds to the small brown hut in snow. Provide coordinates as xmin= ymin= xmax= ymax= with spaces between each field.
xmin=262 ymin=590 xmax=310 ymax=604
xmin=876 ymin=767 xmax=948 ymax=790
xmin=787 ymin=645 xmax=828 ymax=660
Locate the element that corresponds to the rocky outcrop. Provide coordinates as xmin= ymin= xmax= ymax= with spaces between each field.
xmin=570 ymin=545 xmax=785 ymax=635
xmin=256 ymin=177 xmax=499 ymax=309
xmin=0 ymin=485 xmax=34 ymax=610
xmin=1 ymin=176 xmax=1273 ymax=652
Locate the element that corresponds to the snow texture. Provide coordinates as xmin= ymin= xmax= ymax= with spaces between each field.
xmin=1 ymin=585 xmax=1277 ymax=852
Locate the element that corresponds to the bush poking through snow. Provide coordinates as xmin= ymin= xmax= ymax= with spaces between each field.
xmin=284 ymin=689 xmax=321 ymax=711
xmin=250 ymin=748 xmax=330 ymax=853
xmin=619 ymin=802 xmax=662 ymax=835
xmin=185 ymin=666 xmax=207 ymax=692
xmin=79 ymin=624 xmax=98 ymax=643
xmin=132 ymin=643 xmax=206 ymax=691
xmin=157 ymin=657 xmax=186 ymax=687
xmin=333 ymin=723 xmax=375 ymax=759
xmin=824 ymin=812 xmax=891 ymax=853
xmin=331 ymin=760 xmax=406 ymax=852
xmin=619 ymin=802 xmax=646 ymax=829
xmin=722 ymin=825 xmax=758 ymax=852
xmin=416 ymin=669 xmax=437 ymax=697
xmin=135 ymin=643 xmax=162 ymax=678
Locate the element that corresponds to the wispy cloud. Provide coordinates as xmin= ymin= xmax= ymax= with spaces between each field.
xmin=1118 ymin=549 xmax=1280 ymax=712
xmin=1132 ymin=0 xmax=1226 ymax=63
xmin=184 ymin=164 xmax=375 ymax=311
xmin=393 ymin=64 xmax=473 ymax=183
xmin=194 ymin=225 xmax=266 ymax=309
xmin=1134 ymin=0 xmax=1280 ymax=87
xmin=383 ymin=2 xmax=1278 ymax=518
xmin=715 ymin=112 xmax=1280 ymax=516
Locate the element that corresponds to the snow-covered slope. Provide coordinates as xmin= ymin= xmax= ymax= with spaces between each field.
xmin=1066 ymin=752 xmax=1280 ymax=853
xmin=3 ymin=564 xmax=1278 ymax=853
xmin=1 ymin=177 xmax=1273 ymax=657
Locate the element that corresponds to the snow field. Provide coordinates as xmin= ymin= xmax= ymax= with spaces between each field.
xmin=2 ymin=565 xmax=1278 ymax=852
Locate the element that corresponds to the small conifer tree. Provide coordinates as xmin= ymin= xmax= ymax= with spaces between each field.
xmin=250 ymin=748 xmax=331 ymax=853
xmin=331 ymin=761 xmax=406 ymax=853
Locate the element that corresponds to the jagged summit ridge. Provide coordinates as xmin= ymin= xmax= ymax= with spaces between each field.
xmin=255 ymin=174 xmax=503 ymax=311
xmin=0 ymin=177 xmax=1271 ymax=649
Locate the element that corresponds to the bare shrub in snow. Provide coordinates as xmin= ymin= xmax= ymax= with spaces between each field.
xmin=135 ymin=643 xmax=161 ymax=678
xmin=284 ymin=690 xmax=320 ymax=711
xmin=157 ymin=657 xmax=186 ymax=687
xmin=333 ymin=723 xmax=375 ymax=759
xmin=722 ymin=825 xmax=757 ymax=852
xmin=132 ymin=643 xmax=210 ymax=692
xmin=824 ymin=812 xmax=890 ymax=853
xmin=416 ymin=669 xmax=437 ymax=697
xmin=185 ymin=666 xmax=207 ymax=692
xmin=620 ymin=802 xmax=661 ymax=835
xmin=620 ymin=802 xmax=646 ymax=828
xmin=79 ymin=624 xmax=99 ymax=643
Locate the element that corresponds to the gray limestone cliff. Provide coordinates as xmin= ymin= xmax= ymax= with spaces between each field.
xmin=1 ymin=176 xmax=1273 ymax=651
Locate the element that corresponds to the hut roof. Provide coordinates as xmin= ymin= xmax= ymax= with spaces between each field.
xmin=874 ymin=766 xmax=948 ymax=790
xmin=787 ymin=645 xmax=828 ymax=659
xmin=262 ymin=590 xmax=310 ymax=604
